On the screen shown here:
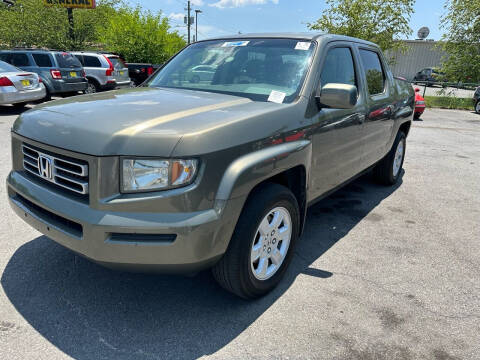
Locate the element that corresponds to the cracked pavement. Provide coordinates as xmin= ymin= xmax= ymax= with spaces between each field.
xmin=0 ymin=106 xmax=479 ymax=359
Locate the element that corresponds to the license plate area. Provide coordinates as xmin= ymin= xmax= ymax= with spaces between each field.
xmin=21 ymin=79 xmax=31 ymax=87
xmin=70 ymin=72 xmax=77 ymax=78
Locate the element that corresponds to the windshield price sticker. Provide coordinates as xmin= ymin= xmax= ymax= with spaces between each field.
xmin=268 ymin=90 xmax=286 ymax=104
xmin=222 ymin=41 xmax=250 ymax=47
xmin=295 ymin=42 xmax=311 ymax=51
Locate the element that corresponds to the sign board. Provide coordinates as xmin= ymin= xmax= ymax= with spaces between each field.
xmin=44 ymin=0 xmax=97 ymax=9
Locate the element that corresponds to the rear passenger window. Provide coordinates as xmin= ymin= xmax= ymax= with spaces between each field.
xmin=359 ymin=49 xmax=385 ymax=95
xmin=0 ymin=53 xmax=10 ymax=62
xmin=320 ymin=47 xmax=356 ymax=87
xmin=10 ymin=53 xmax=30 ymax=67
xmin=32 ymin=54 xmax=53 ymax=67
xmin=83 ymin=56 xmax=102 ymax=67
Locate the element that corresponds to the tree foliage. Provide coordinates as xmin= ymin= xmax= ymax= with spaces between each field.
xmin=0 ymin=0 xmax=186 ymax=63
xmin=99 ymin=6 xmax=185 ymax=64
xmin=308 ymin=0 xmax=415 ymax=51
xmin=440 ymin=0 xmax=480 ymax=83
xmin=0 ymin=0 xmax=119 ymax=50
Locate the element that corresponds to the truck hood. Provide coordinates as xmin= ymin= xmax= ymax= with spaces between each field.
xmin=13 ymin=87 xmax=265 ymax=156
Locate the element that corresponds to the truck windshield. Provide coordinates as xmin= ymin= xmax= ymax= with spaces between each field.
xmin=148 ymin=38 xmax=315 ymax=103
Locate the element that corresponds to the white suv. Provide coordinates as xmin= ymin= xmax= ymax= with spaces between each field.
xmin=72 ymin=52 xmax=131 ymax=93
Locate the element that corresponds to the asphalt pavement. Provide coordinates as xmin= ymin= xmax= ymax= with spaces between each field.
xmin=0 ymin=105 xmax=479 ymax=360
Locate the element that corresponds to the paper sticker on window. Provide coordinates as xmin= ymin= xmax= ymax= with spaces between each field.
xmin=295 ymin=42 xmax=311 ymax=51
xmin=268 ymin=90 xmax=286 ymax=104
xmin=222 ymin=41 xmax=250 ymax=47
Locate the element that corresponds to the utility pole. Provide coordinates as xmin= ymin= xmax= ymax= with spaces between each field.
xmin=195 ymin=10 xmax=202 ymax=42
xmin=187 ymin=0 xmax=191 ymax=44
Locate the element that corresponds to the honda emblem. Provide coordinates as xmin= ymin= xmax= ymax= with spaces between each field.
xmin=38 ymin=155 xmax=53 ymax=180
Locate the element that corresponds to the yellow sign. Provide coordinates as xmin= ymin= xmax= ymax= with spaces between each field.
xmin=44 ymin=0 xmax=97 ymax=9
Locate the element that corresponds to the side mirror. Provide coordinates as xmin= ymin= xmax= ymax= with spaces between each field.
xmin=316 ymin=83 xmax=358 ymax=109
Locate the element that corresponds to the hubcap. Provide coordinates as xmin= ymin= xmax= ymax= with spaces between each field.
xmin=86 ymin=83 xmax=96 ymax=94
xmin=393 ymin=139 xmax=405 ymax=177
xmin=250 ymin=207 xmax=292 ymax=281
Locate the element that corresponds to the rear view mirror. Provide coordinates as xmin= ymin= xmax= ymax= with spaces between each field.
xmin=317 ymin=83 xmax=357 ymax=109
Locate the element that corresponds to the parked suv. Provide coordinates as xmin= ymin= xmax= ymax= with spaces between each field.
xmin=413 ymin=67 xmax=446 ymax=86
xmin=473 ymin=86 xmax=480 ymax=114
xmin=72 ymin=52 xmax=131 ymax=93
xmin=0 ymin=49 xmax=87 ymax=99
xmin=7 ymin=34 xmax=414 ymax=299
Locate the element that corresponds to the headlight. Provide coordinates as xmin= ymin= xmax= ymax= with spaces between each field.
xmin=122 ymin=159 xmax=198 ymax=192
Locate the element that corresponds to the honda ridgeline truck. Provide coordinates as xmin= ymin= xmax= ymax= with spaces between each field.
xmin=7 ymin=34 xmax=414 ymax=299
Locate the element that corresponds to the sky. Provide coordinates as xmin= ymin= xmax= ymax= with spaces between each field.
xmin=133 ymin=0 xmax=446 ymax=42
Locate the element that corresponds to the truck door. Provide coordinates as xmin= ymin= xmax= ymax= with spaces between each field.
xmin=309 ymin=43 xmax=368 ymax=199
xmin=357 ymin=48 xmax=395 ymax=168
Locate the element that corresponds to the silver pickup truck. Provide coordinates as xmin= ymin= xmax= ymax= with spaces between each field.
xmin=7 ymin=33 xmax=414 ymax=299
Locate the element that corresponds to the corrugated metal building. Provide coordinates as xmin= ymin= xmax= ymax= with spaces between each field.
xmin=385 ymin=40 xmax=447 ymax=80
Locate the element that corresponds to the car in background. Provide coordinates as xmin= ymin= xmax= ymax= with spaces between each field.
xmin=0 ymin=60 xmax=46 ymax=107
xmin=414 ymin=88 xmax=426 ymax=120
xmin=473 ymin=86 xmax=480 ymax=114
xmin=186 ymin=65 xmax=217 ymax=83
xmin=72 ymin=52 xmax=131 ymax=93
xmin=0 ymin=49 xmax=87 ymax=100
xmin=126 ymin=63 xmax=160 ymax=86
xmin=413 ymin=67 xmax=446 ymax=86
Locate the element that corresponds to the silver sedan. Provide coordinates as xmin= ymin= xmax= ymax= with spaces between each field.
xmin=0 ymin=60 xmax=46 ymax=107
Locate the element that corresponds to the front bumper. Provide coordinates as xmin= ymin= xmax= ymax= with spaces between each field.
xmin=7 ymin=170 xmax=243 ymax=273
xmin=0 ymin=85 xmax=46 ymax=105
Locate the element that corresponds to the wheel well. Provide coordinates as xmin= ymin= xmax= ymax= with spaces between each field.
xmin=399 ymin=121 xmax=411 ymax=137
xmin=248 ymin=165 xmax=307 ymax=236
xmin=86 ymin=76 xmax=100 ymax=87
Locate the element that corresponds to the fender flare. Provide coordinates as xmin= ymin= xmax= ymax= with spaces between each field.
xmin=215 ymin=140 xmax=311 ymax=205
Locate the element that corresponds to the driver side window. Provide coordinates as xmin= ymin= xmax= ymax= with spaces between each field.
xmin=320 ymin=47 xmax=357 ymax=87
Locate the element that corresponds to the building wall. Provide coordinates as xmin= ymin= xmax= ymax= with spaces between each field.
xmin=385 ymin=40 xmax=447 ymax=80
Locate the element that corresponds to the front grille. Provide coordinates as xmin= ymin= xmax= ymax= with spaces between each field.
xmin=22 ymin=144 xmax=89 ymax=195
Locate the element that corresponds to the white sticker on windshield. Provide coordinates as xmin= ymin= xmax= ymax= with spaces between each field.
xmin=222 ymin=41 xmax=250 ymax=47
xmin=295 ymin=41 xmax=311 ymax=51
xmin=268 ymin=90 xmax=286 ymax=104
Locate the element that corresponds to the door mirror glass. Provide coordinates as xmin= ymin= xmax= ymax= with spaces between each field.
xmin=317 ymin=83 xmax=358 ymax=109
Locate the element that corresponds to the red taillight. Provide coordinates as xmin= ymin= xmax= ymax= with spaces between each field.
xmin=81 ymin=70 xmax=86 ymax=78
xmin=104 ymin=55 xmax=114 ymax=76
xmin=0 ymin=77 xmax=14 ymax=86
xmin=38 ymin=77 xmax=43 ymax=83
xmin=50 ymin=69 xmax=62 ymax=79
xmin=147 ymin=67 xmax=153 ymax=75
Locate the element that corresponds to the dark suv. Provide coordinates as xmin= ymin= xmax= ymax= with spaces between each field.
xmin=0 ymin=49 xmax=87 ymax=99
xmin=474 ymin=86 xmax=480 ymax=114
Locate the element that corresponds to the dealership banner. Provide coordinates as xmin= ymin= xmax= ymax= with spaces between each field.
xmin=44 ymin=0 xmax=96 ymax=9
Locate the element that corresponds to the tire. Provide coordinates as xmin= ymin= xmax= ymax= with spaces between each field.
xmin=12 ymin=102 xmax=27 ymax=109
xmin=373 ymin=131 xmax=406 ymax=185
xmin=413 ymin=112 xmax=421 ymax=120
xmin=84 ymin=79 xmax=99 ymax=94
xmin=191 ymin=75 xmax=200 ymax=84
xmin=212 ymin=183 xmax=300 ymax=299
xmin=475 ymin=100 xmax=480 ymax=115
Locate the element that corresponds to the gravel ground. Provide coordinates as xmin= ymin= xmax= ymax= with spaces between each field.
xmin=0 ymin=106 xmax=479 ymax=360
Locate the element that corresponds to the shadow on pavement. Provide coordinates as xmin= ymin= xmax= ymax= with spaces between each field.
xmin=1 ymin=173 xmax=402 ymax=360
xmin=0 ymin=104 xmax=32 ymax=116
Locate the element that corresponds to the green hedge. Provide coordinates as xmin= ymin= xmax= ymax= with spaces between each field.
xmin=424 ymin=96 xmax=474 ymax=111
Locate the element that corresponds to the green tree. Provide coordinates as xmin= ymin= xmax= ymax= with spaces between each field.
xmin=99 ymin=6 xmax=186 ymax=64
xmin=0 ymin=0 xmax=120 ymax=50
xmin=308 ymin=0 xmax=415 ymax=51
xmin=440 ymin=0 xmax=480 ymax=83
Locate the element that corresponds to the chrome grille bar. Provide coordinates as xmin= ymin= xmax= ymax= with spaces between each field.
xmin=22 ymin=144 xmax=89 ymax=195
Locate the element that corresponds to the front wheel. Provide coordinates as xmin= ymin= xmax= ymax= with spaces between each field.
xmin=212 ymin=183 xmax=300 ymax=299
xmin=475 ymin=100 xmax=480 ymax=115
xmin=373 ymin=131 xmax=406 ymax=185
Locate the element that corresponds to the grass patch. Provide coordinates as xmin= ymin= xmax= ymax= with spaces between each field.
xmin=424 ymin=96 xmax=474 ymax=111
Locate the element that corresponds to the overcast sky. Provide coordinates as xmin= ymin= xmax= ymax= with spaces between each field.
xmin=134 ymin=0 xmax=445 ymax=41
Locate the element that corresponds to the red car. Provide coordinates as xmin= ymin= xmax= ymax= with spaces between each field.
xmin=414 ymin=87 xmax=425 ymax=120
